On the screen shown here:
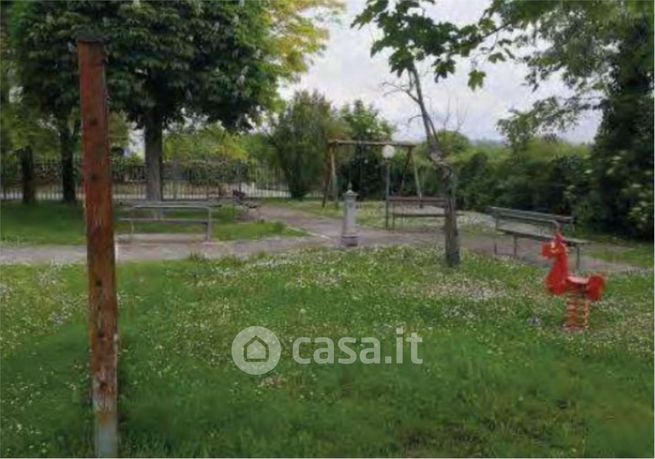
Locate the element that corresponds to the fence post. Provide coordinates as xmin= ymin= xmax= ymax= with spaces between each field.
xmin=77 ymin=35 xmax=119 ymax=458
xmin=20 ymin=146 xmax=36 ymax=204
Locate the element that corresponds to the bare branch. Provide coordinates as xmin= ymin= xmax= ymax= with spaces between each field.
xmin=381 ymin=80 xmax=420 ymax=104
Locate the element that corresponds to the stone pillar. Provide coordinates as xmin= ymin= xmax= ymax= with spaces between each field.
xmin=341 ymin=186 xmax=358 ymax=247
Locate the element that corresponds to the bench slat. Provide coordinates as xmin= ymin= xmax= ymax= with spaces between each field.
xmin=386 ymin=196 xmax=448 ymax=229
xmin=121 ymin=202 xmax=214 ymax=241
xmin=392 ymin=213 xmax=445 ymax=218
xmin=499 ymin=228 xmax=589 ymax=245
xmin=119 ymin=218 xmax=208 ymax=224
xmin=489 ymin=206 xmax=574 ymax=224
xmin=389 ymin=196 xmax=446 ymax=204
xmin=490 ymin=207 xmax=588 ymax=270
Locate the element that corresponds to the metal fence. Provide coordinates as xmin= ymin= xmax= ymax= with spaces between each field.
xmin=0 ymin=155 xmax=302 ymax=201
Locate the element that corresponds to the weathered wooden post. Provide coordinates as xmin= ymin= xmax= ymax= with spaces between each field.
xmin=341 ymin=185 xmax=358 ymax=247
xmin=330 ymin=146 xmax=339 ymax=209
xmin=77 ymin=35 xmax=119 ymax=458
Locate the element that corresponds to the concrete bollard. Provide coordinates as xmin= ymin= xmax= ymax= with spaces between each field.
xmin=341 ymin=186 xmax=358 ymax=247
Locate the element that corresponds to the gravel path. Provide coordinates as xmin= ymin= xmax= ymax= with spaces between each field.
xmin=0 ymin=204 xmax=641 ymax=273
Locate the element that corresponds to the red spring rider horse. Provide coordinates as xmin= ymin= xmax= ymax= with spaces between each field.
xmin=542 ymin=232 xmax=605 ymax=332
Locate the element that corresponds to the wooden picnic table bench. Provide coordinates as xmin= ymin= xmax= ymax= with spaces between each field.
xmin=119 ymin=201 xmax=219 ymax=241
xmin=488 ymin=206 xmax=590 ymax=269
xmin=387 ymin=196 xmax=447 ymax=229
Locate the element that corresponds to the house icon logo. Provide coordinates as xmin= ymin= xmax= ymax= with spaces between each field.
xmin=231 ymin=326 xmax=281 ymax=375
xmin=244 ymin=336 xmax=268 ymax=362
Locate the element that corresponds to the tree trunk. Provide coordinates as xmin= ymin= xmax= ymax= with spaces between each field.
xmin=144 ymin=112 xmax=164 ymax=201
xmin=441 ymin=170 xmax=460 ymax=266
xmin=20 ymin=146 xmax=36 ymax=204
xmin=58 ymin=124 xmax=76 ymax=203
xmin=409 ymin=65 xmax=460 ymax=266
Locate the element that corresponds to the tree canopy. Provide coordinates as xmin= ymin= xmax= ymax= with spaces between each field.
xmin=269 ymin=90 xmax=344 ymax=199
xmin=476 ymin=0 xmax=654 ymax=138
xmin=353 ymin=0 xmax=465 ymax=266
xmin=9 ymin=0 xmax=341 ymax=200
xmin=354 ymin=0 xmax=653 ymax=240
xmin=338 ymin=100 xmax=393 ymax=198
xmin=164 ymin=122 xmax=247 ymax=161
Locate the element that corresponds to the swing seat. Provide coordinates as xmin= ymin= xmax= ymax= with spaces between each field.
xmin=388 ymin=196 xmax=447 ymax=229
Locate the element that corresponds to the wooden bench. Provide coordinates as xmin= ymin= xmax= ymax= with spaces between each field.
xmin=387 ymin=196 xmax=447 ymax=229
xmin=119 ymin=202 xmax=217 ymax=241
xmin=488 ymin=206 xmax=590 ymax=269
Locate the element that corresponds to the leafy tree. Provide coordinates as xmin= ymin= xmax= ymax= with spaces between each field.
xmin=452 ymin=138 xmax=591 ymax=216
xmin=453 ymin=152 xmax=498 ymax=210
xmin=9 ymin=0 xmax=341 ymax=201
xmin=353 ymin=0 xmax=466 ymax=266
xmin=108 ymin=112 xmax=131 ymax=156
xmin=266 ymin=0 xmax=344 ymax=81
xmin=9 ymin=1 xmax=82 ymax=202
xmin=164 ymin=123 xmax=246 ymax=161
xmin=110 ymin=0 xmax=278 ymax=200
xmin=466 ymin=1 xmax=654 ymax=137
xmin=588 ymin=15 xmax=653 ymax=238
xmin=1 ymin=2 xmax=60 ymax=204
xmin=436 ymin=131 xmax=471 ymax=157
xmin=356 ymin=0 xmax=652 ymax=240
xmin=462 ymin=0 xmax=653 ymax=236
xmin=0 ymin=89 xmax=60 ymax=161
xmin=338 ymin=100 xmax=392 ymax=198
xmin=240 ymin=132 xmax=277 ymax=168
xmin=269 ymin=90 xmax=344 ymax=199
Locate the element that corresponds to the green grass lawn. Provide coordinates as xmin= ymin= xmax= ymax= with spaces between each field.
xmin=1 ymin=247 xmax=652 ymax=457
xmin=566 ymin=227 xmax=653 ymax=269
xmin=0 ymin=202 xmax=304 ymax=245
xmin=588 ymin=244 xmax=654 ymax=269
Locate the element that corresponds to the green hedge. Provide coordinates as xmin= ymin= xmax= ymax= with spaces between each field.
xmin=454 ymin=151 xmax=590 ymax=216
xmin=450 ymin=142 xmax=652 ymax=239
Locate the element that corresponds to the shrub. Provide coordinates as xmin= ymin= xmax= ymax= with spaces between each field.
xmin=269 ymin=91 xmax=343 ymax=199
xmin=336 ymin=100 xmax=393 ymax=199
xmin=453 ymin=138 xmax=592 ymax=218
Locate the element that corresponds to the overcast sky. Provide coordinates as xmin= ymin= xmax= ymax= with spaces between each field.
xmin=280 ymin=0 xmax=601 ymax=144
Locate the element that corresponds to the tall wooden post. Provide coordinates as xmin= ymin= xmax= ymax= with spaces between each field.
xmin=77 ymin=36 xmax=119 ymax=458
xmin=321 ymin=146 xmax=332 ymax=208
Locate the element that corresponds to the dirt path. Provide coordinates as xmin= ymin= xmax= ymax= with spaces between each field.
xmin=0 ymin=204 xmax=642 ymax=273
